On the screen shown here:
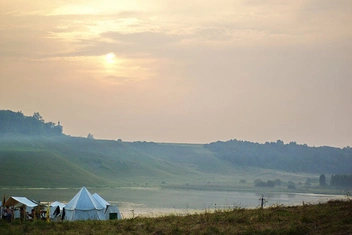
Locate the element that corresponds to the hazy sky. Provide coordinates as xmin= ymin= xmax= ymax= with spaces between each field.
xmin=1 ymin=0 xmax=351 ymax=147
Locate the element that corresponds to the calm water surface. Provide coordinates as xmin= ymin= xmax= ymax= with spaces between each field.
xmin=1 ymin=187 xmax=344 ymax=218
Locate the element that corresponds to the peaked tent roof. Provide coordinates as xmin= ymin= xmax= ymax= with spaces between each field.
xmin=4 ymin=197 xmax=38 ymax=208
xmin=65 ymin=187 xmax=104 ymax=210
xmin=50 ymin=201 xmax=66 ymax=209
xmin=92 ymin=193 xmax=110 ymax=207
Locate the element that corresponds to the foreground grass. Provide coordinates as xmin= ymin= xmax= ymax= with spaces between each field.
xmin=1 ymin=200 xmax=351 ymax=235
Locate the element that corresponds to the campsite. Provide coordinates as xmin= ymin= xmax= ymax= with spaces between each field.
xmin=0 ymin=197 xmax=351 ymax=234
xmin=1 ymin=187 xmax=121 ymax=222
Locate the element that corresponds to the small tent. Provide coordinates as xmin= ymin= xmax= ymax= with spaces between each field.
xmin=4 ymin=196 xmax=39 ymax=219
xmin=50 ymin=201 xmax=66 ymax=219
xmin=64 ymin=187 xmax=105 ymax=221
xmin=4 ymin=196 xmax=38 ymax=209
xmin=93 ymin=193 xmax=122 ymax=220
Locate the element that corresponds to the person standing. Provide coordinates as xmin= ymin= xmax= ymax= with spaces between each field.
xmin=20 ymin=207 xmax=28 ymax=222
xmin=5 ymin=206 xmax=13 ymax=222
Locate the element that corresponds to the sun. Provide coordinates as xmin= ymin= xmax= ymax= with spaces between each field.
xmin=105 ymin=53 xmax=116 ymax=64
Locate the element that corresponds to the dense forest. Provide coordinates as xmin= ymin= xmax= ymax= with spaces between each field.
xmin=204 ymin=139 xmax=352 ymax=174
xmin=0 ymin=110 xmax=63 ymax=136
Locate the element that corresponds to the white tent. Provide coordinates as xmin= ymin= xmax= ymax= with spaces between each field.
xmin=50 ymin=201 xmax=66 ymax=219
xmin=4 ymin=196 xmax=38 ymax=208
xmin=4 ymin=196 xmax=39 ymax=218
xmin=92 ymin=193 xmax=110 ymax=207
xmin=64 ymin=187 xmax=105 ymax=221
xmin=93 ymin=193 xmax=122 ymax=220
xmin=51 ymin=201 xmax=66 ymax=210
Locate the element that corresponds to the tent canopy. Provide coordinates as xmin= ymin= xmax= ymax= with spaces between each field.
xmin=93 ymin=193 xmax=122 ymax=220
xmin=4 ymin=197 xmax=38 ymax=208
xmin=93 ymin=193 xmax=110 ymax=207
xmin=65 ymin=187 xmax=104 ymax=210
xmin=50 ymin=201 xmax=66 ymax=209
xmin=64 ymin=187 xmax=105 ymax=221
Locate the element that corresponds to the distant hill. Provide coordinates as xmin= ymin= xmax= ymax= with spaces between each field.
xmin=0 ymin=109 xmax=351 ymax=189
xmin=0 ymin=110 xmax=63 ymax=136
xmin=204 ymin=139 xmax=352 ymax=174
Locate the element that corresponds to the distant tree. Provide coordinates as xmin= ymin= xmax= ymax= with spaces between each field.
xmin=287 ymin=181 xmax=296 ymax=189
xmin=274 ymin=179 xmax=282 ymax=186
xmin=87 ymin=133 xmax=94 ymax=139
xmin=254 ymin=180 xmax=266 ymax=187
xmin=32 ymin=112 xmax=44 ymax=122
xmin=204 ymin=138 xmax=352 ymax=174
xmin=254 ymin=179 xmax=263 ymax=185
xmin=254 ymin=179 xmax=275 ymax=188
xmin=117 ymin=139 xmax=122 ymax=143
xmin=330 ymin=174 xmax=352 ymax=187
xmin=304 ymin=179 xmax=311 ymax=186
xmin=239 ymin=179 xmax=246 ymax=183
xmin=266 ymin=180 xmax=275 ymax=188
xmin=0 ymin=110 xmax=63 ymax=136
xmin=319 ymin=174 xmax=327 ymax=186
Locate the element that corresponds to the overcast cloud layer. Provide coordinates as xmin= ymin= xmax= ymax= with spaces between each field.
xmin=1 ymin=0 xmax=351 ymax=147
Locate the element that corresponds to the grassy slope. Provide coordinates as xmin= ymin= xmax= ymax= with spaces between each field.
xmin=43 ymin=137 xmax=207 ymax=186
xmin=0 ymin=136 xmax=210 ymax=187
xmin=0 ymin=199 xmax=351 ymax=234
xmin=0 ymin=150 xmax=109 ymax=187
xmin=0 ymin=135 xmax=337 ymax=190
xmin=126 ymin=142 xmax=237 ymax=173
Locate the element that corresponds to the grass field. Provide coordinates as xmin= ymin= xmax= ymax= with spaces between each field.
xmin=1 ymin=199 xmax=351 ymax=234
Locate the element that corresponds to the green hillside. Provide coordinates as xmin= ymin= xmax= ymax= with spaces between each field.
xmin=126 ymin=142 xmax=236 ymax=174
xmin=0 ymin=135 xmax=212 ymax=187
xmin=0 ymin=149 xmax=108 ymax=187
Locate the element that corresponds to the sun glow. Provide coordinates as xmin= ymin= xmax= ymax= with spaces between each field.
xmin=105 ymin=53 xmax=116 ymax=64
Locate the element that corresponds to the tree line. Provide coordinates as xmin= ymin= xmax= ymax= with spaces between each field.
xmin=251 ymin=174 xmax=352 ymax=189
xmin=204 ymin=139 xmax=352 ymax=174
xmin=330 ymin=174 xmax=352 ymax=187
xmin=0 ymin=110 xmax=63 ymax=136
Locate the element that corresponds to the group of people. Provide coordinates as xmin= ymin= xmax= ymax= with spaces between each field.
xmin=1 ymin=206 xmax=49 ymax=222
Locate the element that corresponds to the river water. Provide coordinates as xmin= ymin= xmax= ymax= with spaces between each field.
xmin=1 ymin=187 xmax=345 ymax=218
xmin=108 ymin=187 xmax=344 ymax=218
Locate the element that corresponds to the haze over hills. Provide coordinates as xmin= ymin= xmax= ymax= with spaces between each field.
xmin=0 ymin=110 xmax=351 ymax=189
